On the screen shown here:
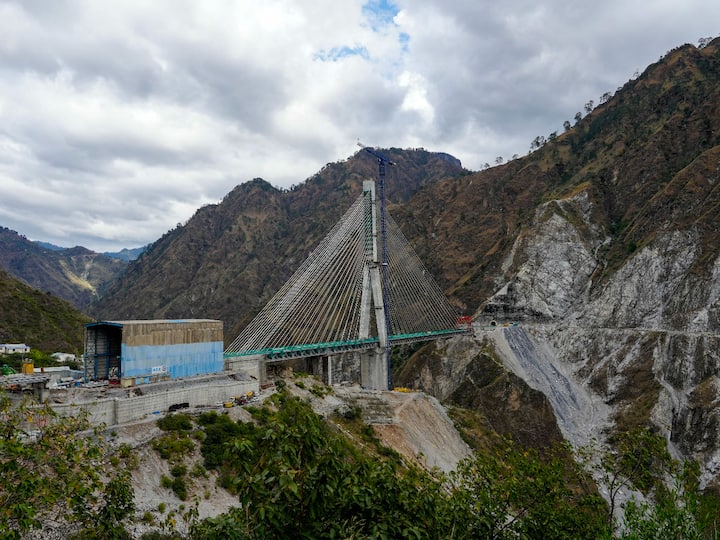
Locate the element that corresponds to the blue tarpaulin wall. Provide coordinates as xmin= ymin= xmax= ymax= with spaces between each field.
xmin=121 ymin=341 xmax=224 ymax=380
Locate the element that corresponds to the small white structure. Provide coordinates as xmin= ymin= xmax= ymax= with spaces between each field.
xmin=51 ymin=352 xmax=77 ymax=363
xmin=0 ymin=343 xmax=30 ymax=355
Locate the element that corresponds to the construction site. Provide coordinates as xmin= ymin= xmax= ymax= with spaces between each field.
xmin=1 ymin=318 xmax=259 ymax=427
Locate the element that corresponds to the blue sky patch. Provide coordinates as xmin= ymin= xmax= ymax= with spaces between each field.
xmin=362 ymin=0 xmax=400 ymax=31
xmin=399 ymin=31 xmax=410 ymax=52
xmin=313 ymin=45 xmax=370 ymax=62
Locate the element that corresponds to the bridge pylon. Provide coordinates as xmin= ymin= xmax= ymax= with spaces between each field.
xmin=359 ymin=180 xmax=389 ymax=389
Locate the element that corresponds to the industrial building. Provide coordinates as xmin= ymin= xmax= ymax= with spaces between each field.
xmin=84 ymin=319 xmax=224 ymax=387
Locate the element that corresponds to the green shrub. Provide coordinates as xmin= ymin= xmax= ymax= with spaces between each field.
xmin=172 ymin=477 xmax=188 ymax=501
xmin=152 ymin=434 xmax=195 ymax=460
xmin=200 ymin=415 xmax=246 ymax=469
xmin=197 ymin=411 xmax=221 ymax=426
xmin=341 ymin=406 xmax=362 ymax=420
xmin=191 ymin=463 xmax=208 ymax=478
xmin=170 ymin=463 xmax=187 ymax=478
xmin=157 ymin=413 xmax=193 ymax=432
xmin=309 ymin=384 xmax=332 ymax=398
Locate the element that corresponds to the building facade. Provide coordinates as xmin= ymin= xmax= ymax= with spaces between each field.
xmin=84 ymin=319 xmax=224 ymax=386
xmin=0 ymin=343 xmax=30 ymax=355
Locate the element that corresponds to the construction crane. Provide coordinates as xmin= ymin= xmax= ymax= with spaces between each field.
xmin=358 ymin=141 xmax=395 ymax=389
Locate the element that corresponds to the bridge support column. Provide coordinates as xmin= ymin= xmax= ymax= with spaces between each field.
xmin=360 ymin=347 xmax=389 ymax=391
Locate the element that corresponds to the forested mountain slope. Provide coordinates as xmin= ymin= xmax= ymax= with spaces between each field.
xmin=0 ymin=268 xmax=90 ymax=353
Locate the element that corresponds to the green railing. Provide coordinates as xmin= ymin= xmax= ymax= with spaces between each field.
xmin=223 ymin=328 xmax=467 ymax=361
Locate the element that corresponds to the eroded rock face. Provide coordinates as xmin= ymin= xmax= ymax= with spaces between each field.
xmin=396 ymin=336 xmax=565 ymax=450
xmin=482 ymin=192 xmax=601 ymax=321
xmin=474 ymin=188 xmax=720 ymax=486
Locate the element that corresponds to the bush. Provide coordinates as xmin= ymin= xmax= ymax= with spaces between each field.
xmin=172 ymin=477 xmax=188 ymax=501
xmin=309 ymin=384 xmax=332 ymax=398
xmin=157 ymin=413 xmax=193 ymax=432
xmin=200 ymin=414 xmax=246 ymax=469
xmin=191 ymin=463 xmax=208 ymax=478
xmin=152 ymin=434 xmax=195 ymax=460
xmin=171 ymin=464 xmax=187 ymax=478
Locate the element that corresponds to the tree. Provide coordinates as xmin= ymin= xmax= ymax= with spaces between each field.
xmin=563 ymin=120 xmax=572 ymax=132
xmin=574 ymin=111 xmax=582 ymax=124
xmin=698 ymin=37 xmax=713 ymax=48
xmin=192 ymin=393 xmax=451 ymax=539
xmin=600 ymin=91 xmax=613 ymax=104
xmin=495 ymin=156 xmax=504 ymax=165
xmin=0 ymin=394 xmax=134 ymax=538
xmin=449 ymin=439 xmax=608 ymax=539
xmin=584 ymin=100 xmax=594 ymax=114
xmin=617 ymin=461 xmax=707 ymax=540
xmin=530 ymin=135 xmax=546 ymax=150
xmin=596 ymin=428 xmax=673 ymax=521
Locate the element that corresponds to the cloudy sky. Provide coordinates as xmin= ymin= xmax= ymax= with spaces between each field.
xmin=0 ymin=0 xmax=718 ymax=252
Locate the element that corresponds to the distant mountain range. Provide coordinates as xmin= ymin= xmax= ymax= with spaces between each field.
xmin=34 ymin=240 xmax=146 ymax=262
xmin=0 ymin=227 xmax=130 ymax=309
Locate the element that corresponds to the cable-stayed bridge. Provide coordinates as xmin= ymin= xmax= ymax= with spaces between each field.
xmin=225 ymin=156 xmax=468 ymax=390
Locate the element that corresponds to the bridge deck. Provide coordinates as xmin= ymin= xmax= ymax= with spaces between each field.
xmin=223 ymin=328 xmax=468 ymax=362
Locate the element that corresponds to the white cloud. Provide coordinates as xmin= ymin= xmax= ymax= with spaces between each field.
xmin=0 ymin=0 xmax=718 ymax=251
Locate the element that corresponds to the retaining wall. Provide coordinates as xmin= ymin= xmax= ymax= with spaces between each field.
xmin=51 ymin=379 xmax=258 ymax=427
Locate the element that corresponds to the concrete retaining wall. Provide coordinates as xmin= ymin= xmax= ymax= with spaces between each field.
xmin=51 ymin=379 xmax=258 ymax=427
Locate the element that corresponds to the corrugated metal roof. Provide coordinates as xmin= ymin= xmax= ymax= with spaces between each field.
xmin=86 ymin=319 xmax=221 ymax=327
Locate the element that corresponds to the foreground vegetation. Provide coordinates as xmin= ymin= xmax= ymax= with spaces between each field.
xmin=0 ymin=395 xmax=135 ymax=539
xmin=2 ymin=387 xmax=718 ymax=539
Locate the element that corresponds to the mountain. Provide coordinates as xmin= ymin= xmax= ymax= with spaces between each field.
xmin=395 ymin=38 xmax=720 ymax=490
xmin=0 ymin=268 xmax=90 ymax=353
xmin=89 ymin=38 xmax=720 ymax=486
xmin=0 ymin=227 xmax=128 ymax=309
xmin=103 ymin=246 xmax=146 ymax=261
xmin=91 ymin=149 xmax=467 ymax=337
xmin=394 ymin=40 xmax=720 ymax=314
xmin=33 ymin=241 xmax=65 ymax=251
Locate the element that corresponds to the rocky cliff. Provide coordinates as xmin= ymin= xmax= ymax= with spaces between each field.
xmin=470 ymin=180 xmax=720 ymax=492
